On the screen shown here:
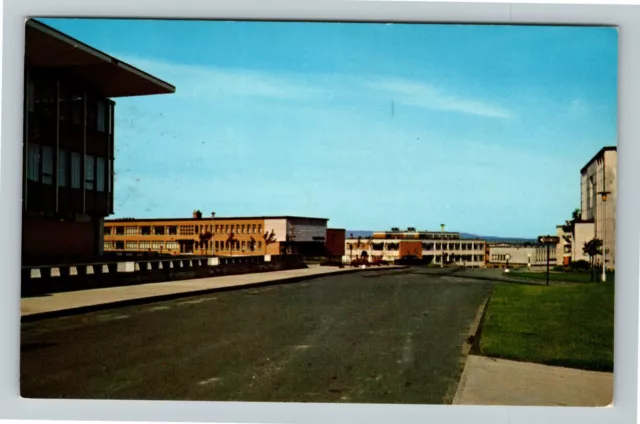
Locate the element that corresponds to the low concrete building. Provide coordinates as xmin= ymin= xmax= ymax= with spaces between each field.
xmin=344 ymin=229 xmax=486 ymax=268
xmin=487 ymin=243 xmax=557 ymax=268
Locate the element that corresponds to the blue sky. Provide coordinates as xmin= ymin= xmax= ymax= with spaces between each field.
xmin=41 ymin=19 xmax=618 ymax=237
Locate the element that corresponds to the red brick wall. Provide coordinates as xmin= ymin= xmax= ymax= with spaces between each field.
xmin=325 ymin=229 xmax=346 ymax=258
xmin=22 ymin=215 xmax=96 ymax=263
xmin=399 ymin=241 xmax=423 ymax=259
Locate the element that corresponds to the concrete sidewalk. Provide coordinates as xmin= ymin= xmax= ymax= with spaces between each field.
xmin=22 ymin=265 xmax=399 ymax=320
xmin=453 ymin=355 xmax=613 ymax=406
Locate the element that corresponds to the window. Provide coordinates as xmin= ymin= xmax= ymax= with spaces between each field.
xmin=258 ymin=225 xmax=263 ymax=233
xmin=152 ymin=241 xmax=164 ymax=250
xmin=27 ymin=77 xmax=35 ymax=113
xmin=96 ymin=157 xmax=105 ymax=192
xmin=97 ymin=101 xmax=107 ymax=132
xmin=108 ymin=159 xmax=113 ymax=193
xmin=154 ymin=226 xmax=165 ymax=235
xmin=125 ymin=241 xmax=138 ymax=250
xmin=59 ymin=87 xmax=69 ymax=123
xmin=58 ymin=150 xmax=68 ymax=187
xmin=124 ymin=226 xmax=138 ymax=235
xmin=115 ymin=241 xmax=125 ymax=250
xmin=242 ymin=241 xmax=246 ymax=249
xmin=104 ymin=241 xmax=113 ymax=250
xmin=27 ymin=143 xmax=40 ymax=182
xmin=252 ymin=224 xmax=257 ymax=234
xmin=141 ymin=226 xmax=151 ymax=235
xmin=242 ymin=225 xmax=246 ymax=234
xmin=139 ymin=241 xmax=151 ymax=250
xmin=85 ymin=155 xmax=95 ymax=190
xmin=258 ymin=241 xmax=263 ymax=249
xmin=166 ymin=241 xmax=179 ymax=250
xmin=108 ymin=103 xmax=113 ymax=135
xmin=168 ymin=226 xmax=178 ymax=235
xmin=115 ymin=226 xmax=124 ymax=235
xmin=71 ymin=152 xmax=81 ymax=189
xmin=104 ymin=226 xmax=112 ymax=235
xmin=71 ymin=92 xmax=83 ymax=125
xmin=215 ymin=241 xmax=220 ymax=250
xmin=215 ymin=225 xmax=220 ymax=233
xmin=39 ymin=146 xmax=53 ymax=185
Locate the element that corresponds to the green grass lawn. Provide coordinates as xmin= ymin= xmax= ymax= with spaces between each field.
xmin=510 ymin=270 xmax=614 ymax=284
xmin=479 ymin=281 xmax=614 ymax=372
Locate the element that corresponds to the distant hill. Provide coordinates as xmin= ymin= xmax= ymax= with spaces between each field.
xmin=347 ymin=230 xmax=535 ymax=243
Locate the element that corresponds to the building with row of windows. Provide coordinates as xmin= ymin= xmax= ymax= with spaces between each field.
xmin=344 ymin=229 xmax=487 ymax=267
xmin=22 ymin=19 xmax=175 ymax=265
xmin=103 ymin=211 xmax=345 ymax=258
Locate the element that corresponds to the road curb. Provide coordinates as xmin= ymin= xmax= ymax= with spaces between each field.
xmin=449 ymin=288 xmax=493 ymax=405
xmin=21 ymin=266 xmax=405 ymax=323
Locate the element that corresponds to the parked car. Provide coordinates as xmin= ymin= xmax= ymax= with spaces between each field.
xmin=394 ymin=255 xmax=422 ymax=265
xmin=371 ymin=258 xmax=389 ymax=266
xmin=350 ymin=258 xmax=369 ymax=267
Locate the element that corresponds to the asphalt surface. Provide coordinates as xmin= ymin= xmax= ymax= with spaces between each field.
xmin=21 ymin=268 xmax=493 ymax=404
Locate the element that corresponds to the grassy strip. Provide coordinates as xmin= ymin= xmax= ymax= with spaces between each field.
xmin=479 ymin=282 xmax=614 ymax=372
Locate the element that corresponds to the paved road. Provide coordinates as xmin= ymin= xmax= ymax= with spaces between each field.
xmin=21 ymin=268 xmax=493 ymax=404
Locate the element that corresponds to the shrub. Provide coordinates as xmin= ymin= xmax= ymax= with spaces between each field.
xmin=569 ymin=260 xmax=591 ymax=272
xmin=552 ymin=265 xmax=565 ymax=272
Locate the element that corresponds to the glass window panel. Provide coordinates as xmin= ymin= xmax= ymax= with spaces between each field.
xmin=27 ymin=143 xmax=40 ymax=182
xmin=71 ymin=152 xmax=81 ymax=189
xmin=85 ymin=155 xmax=95 ymax=190
xmin=41 ymin=145 xmax=53 ymax=185
xmin=96 ymin=157 xmax=105 ymax=192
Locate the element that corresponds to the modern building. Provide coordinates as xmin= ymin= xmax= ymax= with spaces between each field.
xmin=104 ymin=212 xmax=334 ymax=257
xmin=344 ymin=228 xmax=487 ymax=267
xmin=487 ymin=243 xmax=557 ymax=268
xmin=22 ymin=20 xmax=176 ymax=265
xmin=555 ymin=146 xmax=617 ymax=269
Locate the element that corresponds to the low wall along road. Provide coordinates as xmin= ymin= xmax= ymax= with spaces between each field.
xmin=21 ymin=254 xmax=306 ymax=296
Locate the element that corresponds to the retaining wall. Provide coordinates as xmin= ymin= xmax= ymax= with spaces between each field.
xmin=22 ymin=254 xmax=305 ymax=296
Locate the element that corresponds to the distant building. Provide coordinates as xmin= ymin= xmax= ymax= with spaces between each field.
xmin=344 ymin=228 xmax=487 ymax=267
xmin=487 ymin=243 xmax=556 ymax=268
xmin=555 ymin=146 xmax=616 ymax=268
xmin=104 ymin=212 xmax=333 ymax=257
xmin=22 ymin=20 xmax=175 ymax=265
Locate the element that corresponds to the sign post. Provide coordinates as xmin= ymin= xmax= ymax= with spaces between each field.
xmin=538 ymin=235 xmax=560 ymax=286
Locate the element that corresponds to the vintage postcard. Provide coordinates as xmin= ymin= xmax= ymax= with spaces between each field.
xmin=20 ymin=19 xmax=616 ymax=406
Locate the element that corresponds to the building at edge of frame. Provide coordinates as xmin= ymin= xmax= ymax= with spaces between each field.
xmin=22 ymin=19 xmax=176 ymax=265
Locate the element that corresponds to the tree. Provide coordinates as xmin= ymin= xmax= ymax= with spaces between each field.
xmin=263 ymin=229 xmax=277 ymax=255
xmin=226 ymin=231 xmax=236 ymax=257
xmin=198 ymin=229 xmax=213 ymax=255
xmin=582 ymin=238 xmax=603 ymax=281
xmin=248 ymin=236 xmax=257 ymax=252
xmin=572 ymin=208 xmax=581 ymax=222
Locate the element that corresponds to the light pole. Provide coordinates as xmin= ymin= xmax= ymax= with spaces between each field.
xmin=211 ymin=212 xmax=216 ymax=256
xmin=505 ymin=253 xmax=511 ymax=272
xmin=527 ymin=253 xmax=531 ymax=270
xmin=440 ymin=224 xmax=445 ymax=268
xmin=598 ymin=191 xmax=610 ymax=282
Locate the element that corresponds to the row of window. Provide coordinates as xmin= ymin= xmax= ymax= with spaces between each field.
xmin=27 ymin=143 xmax=110 ymax=192
xmin=105 ymin=223 xmax=264 ymax=236
xmin=104 ymin=240 xmax=264 ymax=251
xmin=28 ymin=77 xmax=113 ymax=134
xmin=347 ymin=242 xmax=485 ymax=251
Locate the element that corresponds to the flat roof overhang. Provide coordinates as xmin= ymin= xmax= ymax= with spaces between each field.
xmin=25 ymin=19 xmax=175 ymax=98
